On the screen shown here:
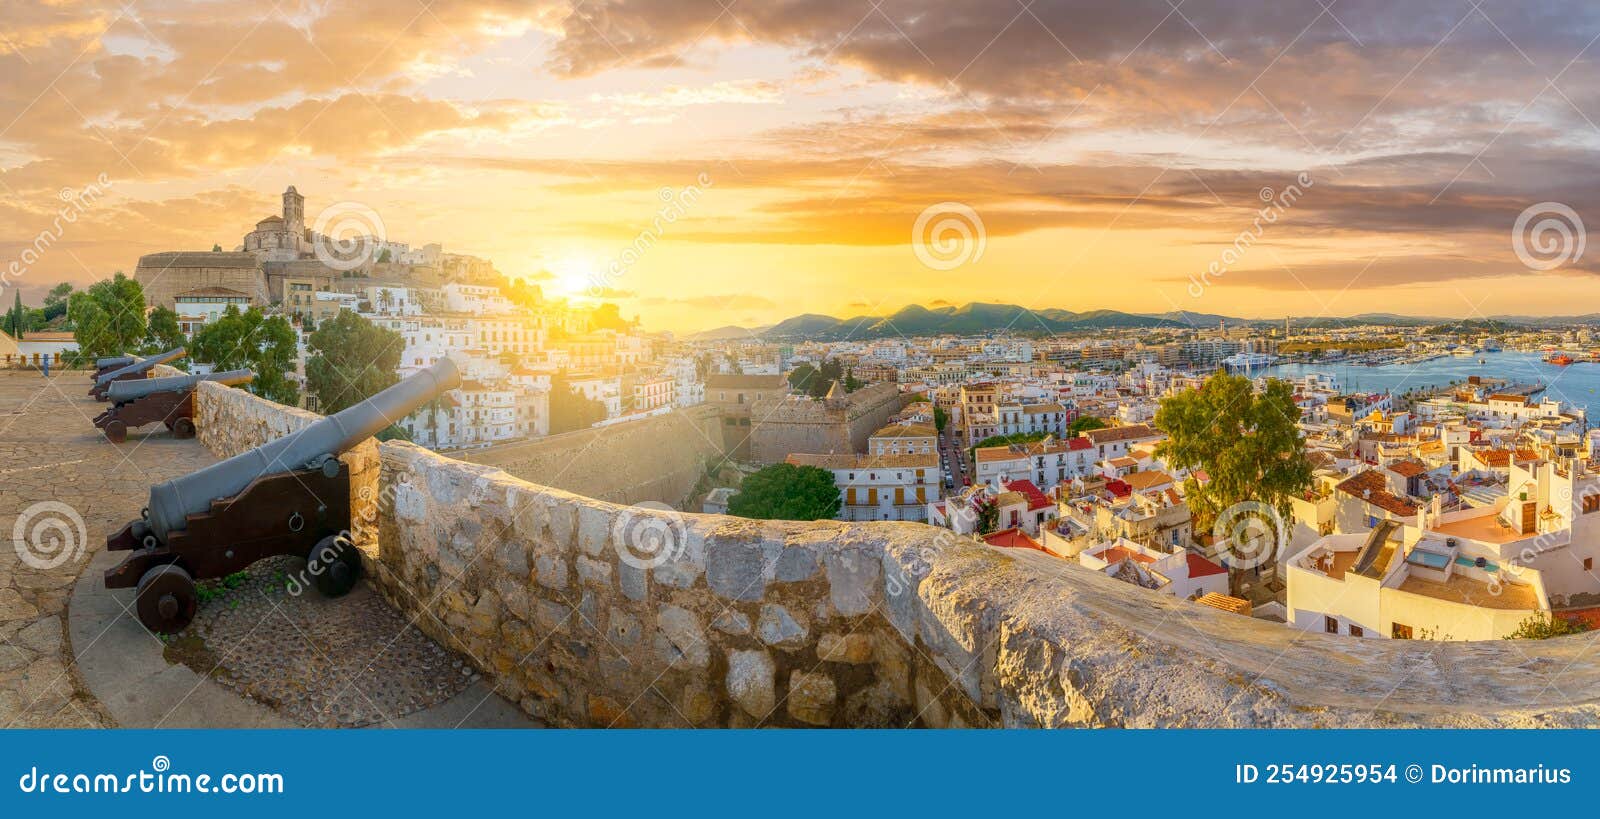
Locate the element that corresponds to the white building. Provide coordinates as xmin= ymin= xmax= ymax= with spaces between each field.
xmin=786 ymin=452 xmax=937 ymax=522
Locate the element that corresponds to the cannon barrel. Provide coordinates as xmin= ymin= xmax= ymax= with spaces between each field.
xmin=96 ymin=355 xmax=139 ymax=369
xmin=96 ymin=347 xmax=186 ymax=385
xmin=145 ymin=357 xmax=461 ymax=539
xmin=105 ymin=369 xmax=254 ymax=403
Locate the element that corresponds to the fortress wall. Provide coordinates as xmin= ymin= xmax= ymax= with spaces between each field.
xmin=749 ymin=383 xmax=904 ymax=463
xmin=452 ymin=405 xmax=726 ymax=508
xmin=194 ymin=383 xmax=1600 ymax=728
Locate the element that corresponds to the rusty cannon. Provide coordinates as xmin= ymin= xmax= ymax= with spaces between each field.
xmin=105 ymin=357 xmax=462 ymax=633
xmin=89 ymin=347 xmax=186 ymax=400
xmin=94 ymin=355 xmax=139 ymax=379
xmin=94 ymin=369 xmax=254 ymax=443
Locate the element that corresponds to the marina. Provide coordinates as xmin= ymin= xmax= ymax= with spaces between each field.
xmin=1258 ymin=351 xmax=1600 ymax=415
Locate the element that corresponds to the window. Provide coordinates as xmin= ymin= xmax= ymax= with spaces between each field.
xmin=1587 ymin=558 xmax=1595 ymax=571
xmin=1324 ymin=616 xmax=1338 ymax=634
xmin=1349 ymin=625 xmax=1363 ymax=637
xmin=1585 ymin=495 xmax=1600 ymax=514
xmin=1391 ymin=623 xmax=1413 ymax=640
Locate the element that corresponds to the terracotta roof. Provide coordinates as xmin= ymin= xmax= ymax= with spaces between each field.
xmin=1002 ymin=479 xmax=1053 ymax=511
xmin=1195 ymin=593 xmax=1252 ymax=616
xmin=975 ymin=446 xmax=1026 ymax=464
xmin=1386 ymin=460 xmax=1428 ymax=478
xmin=871 ymin=422 xmax=937 ymax=438
xmin=1067 ymin=437 xmax=1094 ymax=451
xmin=1186 ymin=553 xmax=1228 ymax=578
xmin=983 ymin=528 xmax=1047 ymax=552
xmin=1123 ymin=470 xmax=1175 ymax=492
xmin=785 ymin=452 xmax=938 ymax=470
xmin=1096 ymin=544 xmax=1157 ymax=565
xmin=1487 ymin=394 xmax=1529 ymax=404
xmin=1335 ymin=470 xmax=1418 ymax=516
xmin=20 ymin=331 xmax=74 ymax=341
xmin=1084 ymin=423 xmax=1159 ymax=445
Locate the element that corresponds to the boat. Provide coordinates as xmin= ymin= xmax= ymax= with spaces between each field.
xmin=1547 ymin=353 xmax=1574 ymax=366
xmin=1452 ymin=347 xmax=1478 ymax=358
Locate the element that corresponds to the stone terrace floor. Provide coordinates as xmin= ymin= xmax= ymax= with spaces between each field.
xmin=0 ymin=369 xmax=524 ymax=728
xmin=0 ymin=368 xmax=216 ymax=726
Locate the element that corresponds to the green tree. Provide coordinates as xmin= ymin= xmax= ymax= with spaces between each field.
xmin=787 ymin=362 xmax=820 ymax=393
xmin=68 ymin=272 xmax=146 ymax=360
xmin=304 ymin=311 xmax=402 ymax=414
xmin=1505 ymin=612 xmax=1589 ymax=640
xmin=549 ymin=371 xmax=607 ymax=433
xmin=5 ymin=291 xmax=22 ymax=338
xmin=142 ymin=306 xmax=187 ymax=363
xmin=727 ymin=463 xmax=841 ymax=521
xmin=933 ymin=404 xmax=949 ymax=433
xmin=1155 ymin=372 xmax=1313 ymax=567
xmin=974 ymin=494 xmax=999 ymax=535
xmin=212 ymin=243 xmax=222 ymax=252
xmin=190 ymin=305 xmax=299 ymax=405
xmin=1069 ymin=415 xmax=1108 ymax=437
xmin=41 ymin=282 xmax=72 ymax=323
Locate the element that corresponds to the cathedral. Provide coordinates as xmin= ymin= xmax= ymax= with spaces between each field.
xmin=240 ymin=186 xmax=309 ymax=261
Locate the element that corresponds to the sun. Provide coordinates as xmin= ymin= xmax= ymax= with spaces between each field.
xmin=546 ymin=253 xmax=604 ymax=299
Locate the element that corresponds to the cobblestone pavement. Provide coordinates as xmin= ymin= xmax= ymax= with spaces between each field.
xmin=0 ymin=369 xmax=215 ymax=727
xmin=0 ymin=370 xmax=483 ymax=728
xmin=172 ymin=556 xmax=477 ymax=727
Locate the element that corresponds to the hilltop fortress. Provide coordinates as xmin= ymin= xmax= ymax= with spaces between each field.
xmin=135 ymin=186 xmax=496 ymax=310
xmin=749 ymin=381 xmax=903 ymax=463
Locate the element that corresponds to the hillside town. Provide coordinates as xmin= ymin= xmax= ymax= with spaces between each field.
xmin=7 ymin=185 xmax=1600 ymax=643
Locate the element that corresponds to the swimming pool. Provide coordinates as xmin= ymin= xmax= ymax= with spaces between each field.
xmin=1407 ymin=550 xmax=1450 ymax=570
xmin=1455 ymin=555 xmax=1498 ymax=572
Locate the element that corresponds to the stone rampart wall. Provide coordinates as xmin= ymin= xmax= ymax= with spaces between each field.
xmin=453 ymin=405 xmax=724 ymax=508
xmin=192 ymin=383 xmax=1600 ymax=728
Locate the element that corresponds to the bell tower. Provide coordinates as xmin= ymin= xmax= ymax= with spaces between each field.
xmin=282 ymin=185 xmax=305 ymax=234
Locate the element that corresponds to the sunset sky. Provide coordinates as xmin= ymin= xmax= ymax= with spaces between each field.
xmin=3 ymin=1 xmax=1600 ymax=332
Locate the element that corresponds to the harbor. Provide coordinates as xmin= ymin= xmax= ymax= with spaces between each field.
xmin=1258 ymin=350 xmax=1600 ymax=414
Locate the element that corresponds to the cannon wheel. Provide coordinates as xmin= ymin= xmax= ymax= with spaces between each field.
xmin=172 ymin=417 xmax=196 ymax=438
xmin=307 ymin=534 xmax=361 ymax=597
xmin=103 ymin=420 xmax=127 ymax=444
xmin=135 ymin=564 xmax=197 ymax=634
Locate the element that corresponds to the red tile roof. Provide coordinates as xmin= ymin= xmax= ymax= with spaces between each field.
xmin=983 ymin=528 xmax=1047 ymax=553
xmin=1067 ymin=437 xmax=1094 ymax=451
xmin=1097 ymin=545 xmax=1157 ymax=565
xmin=1186 ymin=553 xmax=1228 ymax=578
xmin=1105 ymin=479 xmax=1132 ymax=498
xmin=1002 ymin=479 xmax=1053 ymax=511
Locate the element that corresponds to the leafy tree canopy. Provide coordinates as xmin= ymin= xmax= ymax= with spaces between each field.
xmin=1068 ymin=415 xmax=1108 ymax=437
xmin=141 ymin=306 xmax=188 ymax=368
xmin=1154 ymin=371 xmax=1312 ymax=536
xmin=69 ymin=273 xmax=146 ymax=360
xmin=190 ymin=304 xmax=299 ymax=405
xmin=727 ymin=463 xmax=841 ymax=521
xmin=304 ymin=310 xmax=401 ymax=414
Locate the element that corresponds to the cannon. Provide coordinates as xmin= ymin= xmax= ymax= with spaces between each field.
xmin=93 ymin=369 xmax=254 ymax=443
xmin=94 ymin=355 xmax=139 ymax=379
xmin=105 ymin=357 xmax=462 ymax=633
xmin=90 ymin=347 xmax=186 ymax=400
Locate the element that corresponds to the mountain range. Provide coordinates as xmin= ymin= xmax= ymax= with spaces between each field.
xmin=683 ymin=302 xmax=1600 ymax=342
